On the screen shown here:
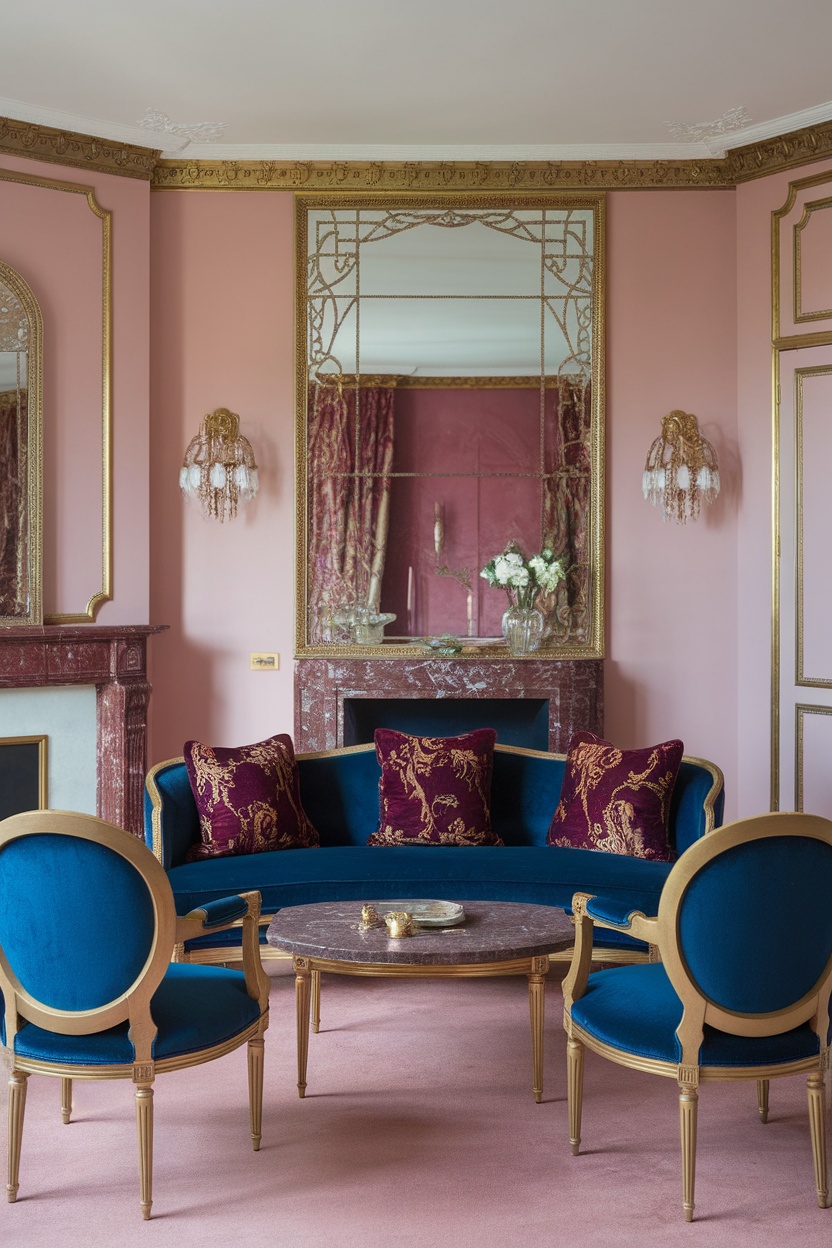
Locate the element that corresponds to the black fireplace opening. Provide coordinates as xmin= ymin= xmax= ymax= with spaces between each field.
xmin=343 ymin=697 xmax=550 ymax=750
xmin=0 ymin=737 xmax=45 ymax=819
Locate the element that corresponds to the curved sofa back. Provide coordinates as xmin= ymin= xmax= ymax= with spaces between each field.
xmin=145 ymin=743 xmax=724 ymax=871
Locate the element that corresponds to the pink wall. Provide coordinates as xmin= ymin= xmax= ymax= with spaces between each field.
xmin=604 ymin=191 xmax=739 ymax=815
xmin=149 ymin=186 xmax=742 ymax=811
xmin=0 ymin=153 xmax=150 ymax=623
xmin=6 ymin=146 xmax=832 ymax=823
xmin=148 ymin=191 xmax=296 ymax=763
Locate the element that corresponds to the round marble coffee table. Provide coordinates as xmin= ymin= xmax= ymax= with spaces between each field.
xmin=266 ymin=899 xmax=574 ymax=1103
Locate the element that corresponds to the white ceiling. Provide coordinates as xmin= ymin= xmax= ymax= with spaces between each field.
xmin=1 ymin=0 xmax=831 ymax=161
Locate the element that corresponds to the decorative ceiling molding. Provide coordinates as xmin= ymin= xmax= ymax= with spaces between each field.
xmin=728 ymin=118 xmax=832 ymax=182
xmin=665 ymin=107 xmax=753 ymax=144
xmin=0 ymin=115 xmax=159 ymax=180
xmin=137 ymin=108 xmax=228 ymax=148
xmin=1 ymin=113 xmax=832 ymax=191
xmin=150 ymin=155 xmax=733 ymax=191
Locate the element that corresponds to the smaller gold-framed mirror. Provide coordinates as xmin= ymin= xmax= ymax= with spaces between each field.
xmin=0 ymin=260 xmax=42 ymax=625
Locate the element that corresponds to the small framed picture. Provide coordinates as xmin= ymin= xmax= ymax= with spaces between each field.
xmin=0 ymin=735 xmax=48 ymax=820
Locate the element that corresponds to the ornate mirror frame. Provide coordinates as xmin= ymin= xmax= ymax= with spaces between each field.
xmin=0 ymin=259 xmax=43 ymax=625
xmin=295 ymin=191 xmax=605 ymax=659
xmin=0 ymin=166 xmax=112 ymax=624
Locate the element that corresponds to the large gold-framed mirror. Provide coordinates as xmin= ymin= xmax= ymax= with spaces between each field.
xmin=0 ymin=260 xmax=42 ymax=625
xmin=295 ymin=192 xmax=604 ymax=658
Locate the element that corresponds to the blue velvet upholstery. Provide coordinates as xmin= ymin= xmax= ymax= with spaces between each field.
xmin=167 ymin=843 xmax=673 ymax=916
xmin=187 ymin=895 xmax=250 ymax=928
xmin=585 ymin=896 xmax=647 ymax=929
xmin=0 ymin=834 xmax=156 ymax=1011
xmin=678 ymin=836 xmax=832 ymax=1013
xmin=670 ymin=761 xmax=724 ymax=855
xmin=146 ymin=746 xmax=721 ymax=959
xmin=571 ymin=962 xmax=831 ymax=1067
xmin=12 ymin=964 xmax=261 ymax=1066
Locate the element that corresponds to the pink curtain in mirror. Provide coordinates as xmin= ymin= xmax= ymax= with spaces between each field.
xmin=542 ymin=378 xmax=592 ymax=643
xmin=307 ymin=381 xmax=395 ymax=642
xmin=0 ymin=390 xmax=27 ymax=617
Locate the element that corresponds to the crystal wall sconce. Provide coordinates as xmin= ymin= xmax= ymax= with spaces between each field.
xmin=180 ymin=407 xmax=259 ymax=521
xmin=642 ymin=410 xmax=720 ymax=524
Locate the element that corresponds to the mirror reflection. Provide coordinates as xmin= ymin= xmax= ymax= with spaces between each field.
xmin=297 ymin=196 xmax=603 ymax=655
xmin=0 ymin=261 xmax=41 ymax=624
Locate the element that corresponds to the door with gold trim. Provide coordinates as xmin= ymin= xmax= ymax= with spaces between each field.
xmin=776 ymin=345 xmax=832 ymax=815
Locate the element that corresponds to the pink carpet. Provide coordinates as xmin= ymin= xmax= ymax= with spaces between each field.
xmin=2 ymin=967 xmax=830 ymax=1247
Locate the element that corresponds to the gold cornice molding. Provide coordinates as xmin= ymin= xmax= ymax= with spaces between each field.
xmin=729 ymin=118 xmax=832 ymax=184
xmin=2 ymin=112 xmax=832 ymax=190
xmin=152 ymin=156 xmax=733 ymax=191
xmin=0 ymin=115 xmax=159 ymax=181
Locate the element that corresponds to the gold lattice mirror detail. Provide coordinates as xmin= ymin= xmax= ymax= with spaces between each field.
xmin=295 ymin=192 xmax=605 ymax=658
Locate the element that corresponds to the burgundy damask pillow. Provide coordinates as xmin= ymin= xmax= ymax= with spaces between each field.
xmin=547 ymin=730 xmax=683 ymax=861
xmin=367 ymin=727 xmax=503 ymax=847
xmin=184 ymin=733 xmax=319 ymax=860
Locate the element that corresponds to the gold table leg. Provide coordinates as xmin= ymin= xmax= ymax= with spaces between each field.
xmin=295 ymin=956 xmax=312 ymax=1098
xmin=311 ymin=967 xmax=321 ymax=1033
xmin=528 ymin=955 xmax=549 ymax=1104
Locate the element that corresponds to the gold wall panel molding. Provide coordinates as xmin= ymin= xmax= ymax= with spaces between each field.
xmin=0 ymin=115 xmax=158 ymax=181
xmin=794 ymin=196 xmax=832 ymax=323
xmin=793 ymin=364 xmax=832 ymax=690
xmin=794 ymin=704 xmax=832 ymax=811
xmin=0 ymin=165 xmax=113 ymax=622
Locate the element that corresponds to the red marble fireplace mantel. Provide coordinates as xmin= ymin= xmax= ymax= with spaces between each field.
xmin=0 ymin=624 xmax=167 ymax=836
xmin=294 ymin=656 xmax=603 ymax=754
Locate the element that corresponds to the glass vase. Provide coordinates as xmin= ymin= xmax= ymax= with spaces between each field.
xmin=504 ymin=606 xmax=544 ymax=657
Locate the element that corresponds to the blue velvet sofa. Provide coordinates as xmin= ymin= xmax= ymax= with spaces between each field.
xmin=144 ymin=743 xmax=724 ymax=964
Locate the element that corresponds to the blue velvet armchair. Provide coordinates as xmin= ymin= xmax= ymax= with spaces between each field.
xmin=562 ymin=811 xmax=832 ymax=1221
xmin=0 ymin=809 xmax=271 ymax=1219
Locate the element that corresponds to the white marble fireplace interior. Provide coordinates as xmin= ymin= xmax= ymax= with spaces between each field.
xmin=0 ymin=686 xmax=96 ymax=813
xmin=342 ymin=696 xmax=551 ymax=750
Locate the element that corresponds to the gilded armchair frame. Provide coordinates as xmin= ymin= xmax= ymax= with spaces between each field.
xmin=562 ymin=811 xmax=832 ymax=1221
xmin=0 ymin=809 xmax=271 ymax=1219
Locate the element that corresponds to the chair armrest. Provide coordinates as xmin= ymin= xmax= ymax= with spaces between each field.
xmin=584 ymin=896 xmax=660 ymax=945
xmin=175 ymin=891 xmax=271 ymax=1012
xmin=562 ymin=892 xmax=661 ymax=1024
xmin=179 ymin=895 xmax=250 ymax=931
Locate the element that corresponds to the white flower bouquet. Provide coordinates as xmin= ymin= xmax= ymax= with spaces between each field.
xmin=480 ymin=544 xmax=567 ymax=611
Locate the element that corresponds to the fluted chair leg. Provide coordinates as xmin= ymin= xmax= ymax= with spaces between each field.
xmin=61 ymin=1078 xmax=73 ymax=1124
xmin=135 ymin=1085 xmax=154 ymax=1220
xmin=7 ymin=1069 xmax=29 ymax=1203
xmin=248 ymin=1035 xmax=265 ymax=1151
xmin=756 ymin=1079 xmax=769 ymax=1123
xmin=807 ymin=1070 xmax=829 ymax=1208
xmin=567 ymin=1037 xmax=584 ymax=1156
xmin=679 ymin=1085 xmax=698 ymax=1222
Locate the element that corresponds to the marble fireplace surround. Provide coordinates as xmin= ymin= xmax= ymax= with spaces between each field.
xmin=0 ymin=625 xmax=166 ymax=836
xmin=294 ymin=657 xmax=603 ymax=754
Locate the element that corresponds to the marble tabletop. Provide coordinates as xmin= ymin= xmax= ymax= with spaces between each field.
xmin=266 ymin=899 xmax=574 ymax=966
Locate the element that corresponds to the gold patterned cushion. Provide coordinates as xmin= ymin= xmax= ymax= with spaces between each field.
xmin=367 ymin=727 xmax=503 ymax=847
xmin=184 ymin=733 xmax=319 ymax=860
xmin=546 ymin=730 xmax=682 ymax=861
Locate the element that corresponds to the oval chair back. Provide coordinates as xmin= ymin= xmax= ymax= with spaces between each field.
xmin=0 ymin=810 xmax=175 ymax=1047
xmin=657 ymin=811 xmax=832 ymax=1053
